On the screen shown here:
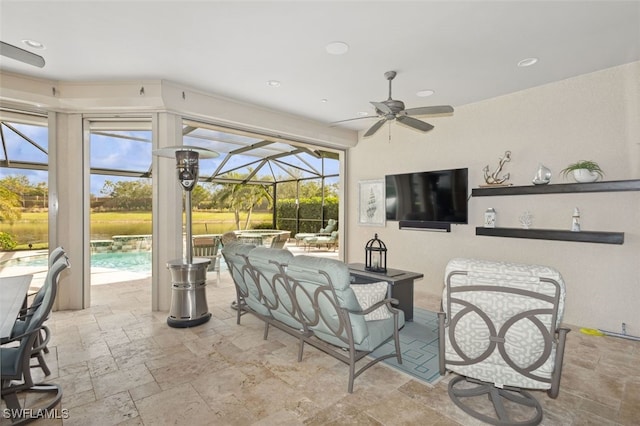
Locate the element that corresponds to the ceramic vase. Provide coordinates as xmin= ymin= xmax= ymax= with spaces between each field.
xmin=573 ymin=169 xmax=599 ymax=183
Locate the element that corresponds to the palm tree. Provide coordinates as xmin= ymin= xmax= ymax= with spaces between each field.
xmin=215 ymin=173 xmax=273 ymax=230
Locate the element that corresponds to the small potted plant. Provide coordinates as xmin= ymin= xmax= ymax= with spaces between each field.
xmin=560 ymin=160 xmax=604 ymax=183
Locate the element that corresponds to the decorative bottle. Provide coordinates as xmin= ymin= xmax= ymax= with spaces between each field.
xmin=571 ymin=207 xmax=581 ymax=232
xmin=484 ymin=208 xmax=496 ymax=228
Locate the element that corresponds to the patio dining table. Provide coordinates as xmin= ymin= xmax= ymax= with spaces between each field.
xmin=0 ymin=274 xmax=32 ymax=339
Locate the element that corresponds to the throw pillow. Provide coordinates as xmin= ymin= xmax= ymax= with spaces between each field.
xmin=351 ymin=281 xmax=391 ymax=321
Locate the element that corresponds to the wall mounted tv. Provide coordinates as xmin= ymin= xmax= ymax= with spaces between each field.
xmin=385 ymin=168 xmax=468 ymax=232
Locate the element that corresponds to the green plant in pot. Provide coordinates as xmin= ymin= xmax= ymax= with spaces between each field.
xmin=560 ymin=160 xmax=604 ymax=183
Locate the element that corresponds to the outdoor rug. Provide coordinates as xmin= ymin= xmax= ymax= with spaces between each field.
xmin=369 ymin=307 xmax=442 ymax=385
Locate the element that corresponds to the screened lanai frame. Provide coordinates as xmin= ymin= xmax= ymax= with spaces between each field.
xmin=1 ymin=110 xmax=341 ymax=235
xmin=181 ymin=119 xmax=340 ymax=232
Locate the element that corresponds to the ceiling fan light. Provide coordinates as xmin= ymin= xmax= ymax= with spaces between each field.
xmin=416 ymin=89 xmax=435 ymax=97
xmin=22 ymin=39 xmax=45 ymax=49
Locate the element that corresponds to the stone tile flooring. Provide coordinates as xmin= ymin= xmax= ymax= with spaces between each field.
xmin=2 ymin=268 xmax=639 ymax=425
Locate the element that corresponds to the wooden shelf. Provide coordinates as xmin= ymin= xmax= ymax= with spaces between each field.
xmin=475 ymin=227 xmax=624 ymax=244
xmin=472 ymin=179 xmax=640 ymax=197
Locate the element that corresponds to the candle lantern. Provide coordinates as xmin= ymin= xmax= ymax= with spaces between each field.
xmin=365 ymin=233 xmax=387 ymax=273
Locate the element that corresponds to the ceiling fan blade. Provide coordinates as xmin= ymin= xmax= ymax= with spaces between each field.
xmin=0 ymin=41 xmax=45 ymax=68
xmin=364 ymin=118 xmax=387 ymax=137
xmin=370 ymin=101 xmax=392 ymax=115
xmin=402 ymin=105 xmax=454 ymax=116
xmin=396 ymin=115 xmax=434 ymax=132
xmin=329 ymin=115 xmax=377 ymax=127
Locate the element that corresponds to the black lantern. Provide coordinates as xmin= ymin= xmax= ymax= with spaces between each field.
xmin=365 ymin=234 xmax=387 ymax=273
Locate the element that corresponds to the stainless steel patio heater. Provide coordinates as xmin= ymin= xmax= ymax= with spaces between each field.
xmin=153 ymin=145 xmax=219 ymax=328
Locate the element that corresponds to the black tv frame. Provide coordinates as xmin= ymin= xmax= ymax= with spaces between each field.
xmin=386 ymin=167 xmax=468 ymax=232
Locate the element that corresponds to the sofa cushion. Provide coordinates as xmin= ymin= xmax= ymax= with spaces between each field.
xmin=352 ymin=281 xmax=391 ymax=321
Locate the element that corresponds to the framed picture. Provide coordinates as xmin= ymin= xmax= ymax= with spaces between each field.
xmin=358 ymin=179 xmax=385 ymax=226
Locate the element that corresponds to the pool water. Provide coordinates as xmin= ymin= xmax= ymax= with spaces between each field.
xmin=92 ymin=251 xmax=152 ymax=274
xmin=3 ymin=251 xmax=152 ymax=274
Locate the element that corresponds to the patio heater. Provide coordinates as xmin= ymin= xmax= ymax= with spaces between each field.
xmin=153 ymin=145 xmax=219 ymax=328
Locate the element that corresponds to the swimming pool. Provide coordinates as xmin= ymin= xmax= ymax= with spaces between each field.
xmin=2 ymin=251 xmax=152 ymax=274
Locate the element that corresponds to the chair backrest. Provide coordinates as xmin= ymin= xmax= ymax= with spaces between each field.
xmin=221 ymin=242 xmax=270 ymax=316
xmin=286 ymin=255 xmax=369 ymax=348
xmin=48 ymin=246 xmax=66 ymax=268
xmin=442 ymin=258 xmax=566 ymax=390
xmin=320 ymin=219 xmax=337 ymax=233
xmin=269 ymin=231 xmax=290 ymax=249
xmin=220 ymin=231 xmax=238 ymax=246
xmin=27 ymin=249 xmax=68 ymax=319
xmin=192 ymin=236 xmax=220 ymax=257
xmin=3 ymin=257 xmax=68 ymax=379
xmin=246 ymin=247 xmax=300 ymax=329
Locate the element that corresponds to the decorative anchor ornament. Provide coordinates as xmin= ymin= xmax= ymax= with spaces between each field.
xmin=483 ymin=150 xmax=512 ymax=185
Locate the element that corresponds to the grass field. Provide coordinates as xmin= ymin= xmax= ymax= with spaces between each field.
xmin=0 ymin=210 xmax=274 ymax=250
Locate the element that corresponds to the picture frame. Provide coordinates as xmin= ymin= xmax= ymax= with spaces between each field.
xmin=358 ymin=179 xmax=385 ymax=226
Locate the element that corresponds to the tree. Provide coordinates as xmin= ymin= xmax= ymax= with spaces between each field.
xmin=100 ymin=179 xmax=152 ymax=210
xmin=215 ymin=172 xmax=273 ymax=230
xmin=0 ymin=175 xmax=30 ymax=207
xmin=0 ymin=185 xmax=22 ymax=224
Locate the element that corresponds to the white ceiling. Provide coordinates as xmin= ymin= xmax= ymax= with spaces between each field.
xmin=1 ymin=1 xmax=639 ymax=131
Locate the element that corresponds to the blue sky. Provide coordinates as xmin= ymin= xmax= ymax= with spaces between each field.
xmin=1 ymin=122 xmax=340 ymax=195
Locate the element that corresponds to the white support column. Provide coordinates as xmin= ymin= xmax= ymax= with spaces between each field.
xmin=50 ymin=112 xmax=88 ymax=310
xmin=152 ymin=112 xmax=183 ymax=311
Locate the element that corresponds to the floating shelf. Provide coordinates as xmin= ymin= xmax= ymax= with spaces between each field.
xmin=475 ymin=227 xmax=624 ymax=245
xmin=472 ymin=179 xmax=640 ymax=197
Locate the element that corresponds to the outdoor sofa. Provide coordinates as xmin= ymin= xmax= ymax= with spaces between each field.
xmin=221 ymin=242 xmax=404 ymax=393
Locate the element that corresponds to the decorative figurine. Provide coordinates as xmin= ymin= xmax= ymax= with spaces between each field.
xmin=519 ymin=211 xmax=533 ymax=229
xmin=484 ymin=208 xmax=496 ymax=228
xmin=571 ymin=207 xmax=581 ymax=232
xmin=483 ymin=151 xmax=512 ymax=185
xmin=532 ymin=164 xmax=552 ymax=185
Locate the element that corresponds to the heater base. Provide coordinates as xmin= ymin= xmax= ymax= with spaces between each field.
xmin=167 ymin=258 xmax=211 ymax=329
xmin=167 ymin=313 xmax=211 ymax=328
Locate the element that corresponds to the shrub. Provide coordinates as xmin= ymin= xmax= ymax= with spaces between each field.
xmin=0 ymin=232 xmax=17 ymax=250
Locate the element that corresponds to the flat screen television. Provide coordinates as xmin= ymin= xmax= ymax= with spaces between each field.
xmin=385 ymin=168 xmax=468 ymax=231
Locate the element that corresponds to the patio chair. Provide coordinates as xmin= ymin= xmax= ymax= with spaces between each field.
xmin=192 ymin=236 xmax=221 ymax=284
xmin=294 ymin=219 xmax=337 ymax=245
xmin=6 ymin=247 xmax=68 ymax=377
xmin=303 ymin=231 xmax=338 ymax=251
xmin=1 ymin=257 xmax=68 ymax=423
xmin=438 ymin=258 xmax=570 ymax=425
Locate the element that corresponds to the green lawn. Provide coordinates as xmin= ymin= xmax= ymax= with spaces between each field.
xmin=1 ymin=210 xmax=274 ymax=250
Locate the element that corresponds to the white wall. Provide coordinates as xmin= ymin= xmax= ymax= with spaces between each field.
xmin=346 ymin=61 xmax=640 ymax=334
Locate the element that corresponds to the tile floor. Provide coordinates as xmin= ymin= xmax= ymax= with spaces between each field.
xmin=2 ymin=259 xmax=640 ymax=425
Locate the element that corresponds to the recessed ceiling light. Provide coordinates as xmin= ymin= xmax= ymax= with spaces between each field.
xmin=325 ymin=41 xmax=349 ymax=55
xmin=517 ymin=57 xmax=538 ymax=67
xmin=320 ymin=99 xmax=328 ymax=103
xmin=22 ymin=39 xmax=45 ymax=49
xmin=266 ymin=80 xmax=281 ymax=87
xmin=357 ymin=111 xmax=369 ymax=117
xmin=416 ymin=89 xmax=435 ymax=97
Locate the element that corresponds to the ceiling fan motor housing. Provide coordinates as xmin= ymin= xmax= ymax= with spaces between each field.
xmin=379 ymin=99 xmax=405 ymax=116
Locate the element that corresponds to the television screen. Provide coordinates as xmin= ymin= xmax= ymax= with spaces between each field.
xmin=385 ymin=168 xmax=468 ymax=225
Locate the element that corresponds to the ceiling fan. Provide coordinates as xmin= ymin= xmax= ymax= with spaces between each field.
xmin=333 ymin=70 xmax=453 ymax=137
xmin=0 ymin=41 xmax=45 ymax=68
